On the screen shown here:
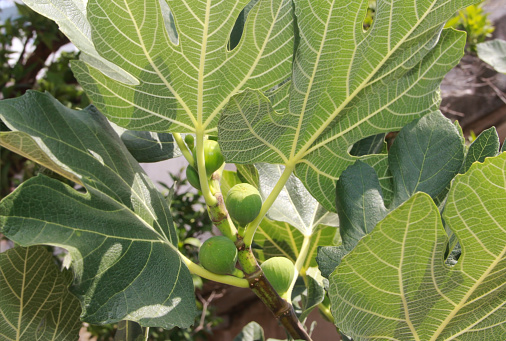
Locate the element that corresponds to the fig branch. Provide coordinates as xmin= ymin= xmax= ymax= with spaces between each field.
xmin=236 ymin=238 xmax=312 ymax=341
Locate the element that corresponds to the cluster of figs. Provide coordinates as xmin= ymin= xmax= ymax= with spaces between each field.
xmin=184 ymin=136 xmax=296 ymax=298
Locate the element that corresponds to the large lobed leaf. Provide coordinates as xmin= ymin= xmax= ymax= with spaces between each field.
xmin=317 ymin=111 xmax=466 ymax=277
xmin=0 ymin=92 xmax=196 ymax=329
xmin=0 ymin=246 xmax=81 ymax=341
xmin=219 ymin=0 xmax=471 ymax=211
xmin=70 ymin=0 xmax=294 ymax=133
xmin=329 ymin=152 xmax=506 ymax=340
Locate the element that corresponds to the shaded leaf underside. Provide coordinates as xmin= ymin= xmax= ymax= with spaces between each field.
xmin=0 ymin=92 xmax=196 ymax=329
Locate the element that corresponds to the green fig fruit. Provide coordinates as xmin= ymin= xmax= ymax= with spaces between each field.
xmin=199 ymin=236 xmax=238 ymax=275
xmin=261 ymin=257 xmax=295 ymax=298
xmin=192 ymin=140 xmax=224 ymax=176
xmin=225 ymin=183 xmax=262 ymax=226
xmin=186 ymin=165 xmax=201 ymax=190
xmin=184 ymin=134 xmax=195 ymax=151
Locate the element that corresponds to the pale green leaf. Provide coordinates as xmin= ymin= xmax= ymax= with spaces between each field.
xmin=255 ymin=164 xmax=338 ymax=236
xmin=21 ymin=0 xmax=138 ymax=84
xmin=72 ymin=0 xmax=294 ymax=133
xmin=233 ymin=321 xmax=265 ymax=341
xmin=0 ymin=92 xmax=197 ymax=329
xmin=329 ymin=153 xmax=506 ymax=340
xmin=254 ymin=219 xmax=337 ymax=270
xmin=0 ymin=246 xmax=81 ymax=341
xmin=477 ymin=39 xmax=506 ymax=73
xmin=219 ymin=0 xmax=471 ymax=211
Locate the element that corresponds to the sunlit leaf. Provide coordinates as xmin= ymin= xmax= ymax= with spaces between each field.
xmin=71 ymin=0 xmax=294 ymax=133
xmin=329 ymin=153 xmax=506 ymax=340
xmin=219 ymin=0 xmax=471 ymax=211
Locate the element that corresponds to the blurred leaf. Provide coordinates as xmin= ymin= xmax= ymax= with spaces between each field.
xmin=299 ymin=268 xmax=325 ymax=322
xmin=114 ymin=320 xmax=146 ymax=341
xmin=234 ymin=321 xmax=265 ymax=341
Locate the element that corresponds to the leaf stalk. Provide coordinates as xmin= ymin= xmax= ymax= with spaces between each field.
xmin=180 ymin=254 xmax=248 ymax=288
xmin=244 ymin=164 xmax=295 ymax=246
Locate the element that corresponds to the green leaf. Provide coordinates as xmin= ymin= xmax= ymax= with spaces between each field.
xmin=316 ymin=246 xmax=347 ymax=279
xmin=254 ymin=164 xmax=338 ymax=236
xmin=72 ymin=0 xmax=294 ymax=133
xmin=317 ymin=111 xmax=463 ymax=277
xmin=219 ymin=0 xmax=471 ymax=211
xmin=0 ymin=92 xmax=197 ymax=329
xmin=254 ymin=219 xmax=337 ymax=270
xmin=299 ymin=268 xmax=325 ymax=322
xmin=21 ymin=0 xmax=138 ymax=84
xmin=111 ymin=123 xmax=182 ymax=163
xmin=349 ymin=134 xmax=387 ymax=157
xmin=329 ymin=153 xmax=506 ymax=340
xmin=336 ymin=161 xmax=388 ymax=251
xmin=0 ymin=246 xmax=81 ymax=341
xmin=233 ymin=321 xmax=265 ymax=341
xmin=460 ymin=126 xmax=500 ymax=174
xmin=389 ymin=111 xmax=465 ymax=206
xmin=114 ymin=320 xmax=146 ymax=341
xmin=477 ymin=39 xmax=506 ymax=73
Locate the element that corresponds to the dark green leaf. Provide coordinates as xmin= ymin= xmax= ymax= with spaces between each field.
xmin=0 ymin=246 xmax=81 ymax=341
xmin=389 ymin=111 xmax=465 ymax=207
xmin=316 ymin=246 xmax=347 ymax=279
xmin=114 ymin=320 xmax=146 ymax=341
xmin=299 ymin=268 xmax=325 ymax=322
xmin=336 ymin=161 xmax=387 ymax=251
xmin=460 ymin=126 xmax=500 ymax=174
xmin=0 ymin=91 xmax=197 ymax=329
xmin=111 ymin=123 xmax=181 ymax=163
xmin=349 ymin=134 xmax=386 ymax=156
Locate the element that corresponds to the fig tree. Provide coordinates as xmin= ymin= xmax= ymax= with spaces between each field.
xmin=225 ymin=183 xmax=262 ymax=226
xmin=261 ymin=257 xmax=295 ymax=298
xmin=192 ymin=139 xmax=224 ymax=176
xmin=198 ymin=236 xmax=238 ymax=275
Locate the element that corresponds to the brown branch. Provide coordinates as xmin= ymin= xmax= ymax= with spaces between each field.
xmin=236 ymin=238 xmax=313 ymax=341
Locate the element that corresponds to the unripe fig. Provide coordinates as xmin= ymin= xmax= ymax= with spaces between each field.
xmin=225 ymin=183 xmax=262 ymax=226
xmin=192 ymin=140 xmax=224 ymax=176
xmin=199 ymin=236 xmax=237 ymax=275
xmin=186 ymin=165 xmax=201 ymax=190
xmin=261 ymin=257 xmax=295 ymax=298
xmin=184 ymin=134 xmax=195 ymax=151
